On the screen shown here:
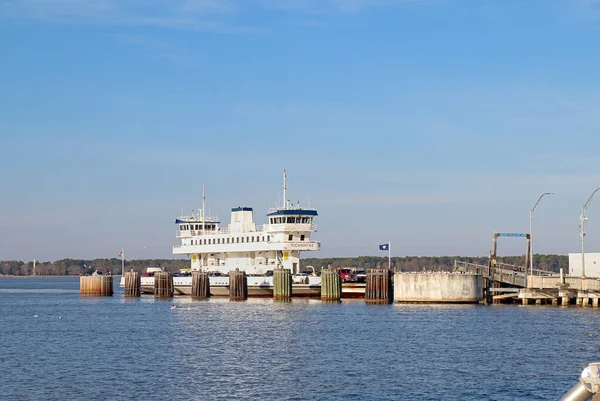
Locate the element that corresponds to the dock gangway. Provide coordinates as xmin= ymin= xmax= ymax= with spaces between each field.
xmin=454 ymin=260 xmax=555 ymax=288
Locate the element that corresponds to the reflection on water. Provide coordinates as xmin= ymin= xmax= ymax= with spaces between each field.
xmin=1 ymin=277 xmax=599 ymax=400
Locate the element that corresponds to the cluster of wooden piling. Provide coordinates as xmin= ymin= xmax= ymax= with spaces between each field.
xmin=364 ymin=269 xmax=392 ymax=304
xmin=154 ymin=268 xmax=174 ymax=298
xmin=273 ymin=268 xmax=292 ymax=302
xmin=191 ymin=271 xmax=210 ymax=298
xmin=229 ymin=269 xmax=248 ymax=300
xmin=124 ymin=270 xmax=141 ymax=297
xmin=321 ymin=268 xmax=342 ymax=303
xmin=80 ymin=275 xmax=113 ymax=296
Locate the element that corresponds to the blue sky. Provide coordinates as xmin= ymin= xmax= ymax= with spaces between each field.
xmin=1 ymin=0 xmax=600 ymax=261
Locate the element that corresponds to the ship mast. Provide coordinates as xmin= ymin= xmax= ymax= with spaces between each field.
xmin=283 ymin=169 xmax=287 ymax=209
xmin=202 ymin=184 xmax=205 ymax=234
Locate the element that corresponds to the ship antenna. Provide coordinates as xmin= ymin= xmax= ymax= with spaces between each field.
xmin=283 ymin=169 xmax=287 ymax=209
xmin=202 ymin=184 xmax=206 ymax=234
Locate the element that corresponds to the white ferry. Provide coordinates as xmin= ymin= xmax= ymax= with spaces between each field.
xmin=133 ymin=170 xmax=323 ymax=297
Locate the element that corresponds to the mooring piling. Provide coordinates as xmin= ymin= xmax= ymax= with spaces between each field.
xmin=191 ymin=271 xmax=210 ymax=298
xmin=321 ymin=268 xmax=341 ymax=303
xmin=365 ymin=268 xmax=392 ymax=304
xmin=154 ymin=268 xmax=174 ymax=298
xmin=80 ymin=274 xmax=113 ymax=296
xmin=229 ymin=269 xmax=248 ymax=300
xmin=124 ymin=269 xmax=141 ymax=297
xmin=273 ymin=268 xmax=292 ymax=302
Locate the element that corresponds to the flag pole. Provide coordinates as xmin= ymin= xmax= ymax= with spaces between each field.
xmin=388 ymin=241 xmax=391 ymax=271
xmin=121 ymin=248 xmax=124 ymax=276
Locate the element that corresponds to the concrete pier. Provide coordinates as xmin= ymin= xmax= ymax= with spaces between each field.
xmin=394 ymin=273 xmax=482 ymax=303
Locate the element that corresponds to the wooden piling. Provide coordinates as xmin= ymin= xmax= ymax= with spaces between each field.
xmin=124 ymin=269 xmax=141 ymax=297
xmin=80 ymin=274 xmax=113 ymax=296
xmin=561 ymin=297 xmax=569 ymax=306
xmin=583 ymin=298 xmax=590 ymax=307
xmin=229 ymin=269 xmax=247 ymax=300
xmin=593 ymin=298 xmax=599 ymax=308
xmin=552 ymin=298 xmax=558 ymax=306
xmin=273 ymin=268 xmax=292 ymax=302
xmin=365 ymin=268 xmax=392 ymax=304
xmin=154 ymin=268 xmax=173 ymax=298
xmin=577 ymin=297 xmax=583 ymax=307
xmin=191 ymin=271 xmax=210 ymax=298
xmin=535 ymin=299 xmax=542 ymax=306
xmin=321 ymin=268 xmax=341 ymax=303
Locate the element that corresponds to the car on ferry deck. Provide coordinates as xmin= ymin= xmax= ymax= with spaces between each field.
xmin=354 ymin=269 xmax=366 ymax=283
xmin=338 ymin=268 xmax=356 ymax=283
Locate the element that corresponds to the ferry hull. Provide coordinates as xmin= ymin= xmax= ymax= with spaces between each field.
xmin=126 ymin=277 xmax=364 ymax=298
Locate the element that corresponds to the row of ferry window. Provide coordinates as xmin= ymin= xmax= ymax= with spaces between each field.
xmin=191 ymin=234 xmax=305 ymax=245
xmin=179 ymin=224 xmax=217 ymax=231
xmin=270 ymin=217 xmax=312 ymax=224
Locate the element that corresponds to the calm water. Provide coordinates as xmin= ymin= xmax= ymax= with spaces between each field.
xmin=1 ymin=278 xmax=599 ymax=400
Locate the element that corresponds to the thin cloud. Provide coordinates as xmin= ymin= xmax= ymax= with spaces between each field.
xmin=1 ymin=0 xmax=434 ymax=30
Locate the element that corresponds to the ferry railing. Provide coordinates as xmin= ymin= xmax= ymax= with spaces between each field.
xmin=560 ymin=362 xmax=600 ymax=401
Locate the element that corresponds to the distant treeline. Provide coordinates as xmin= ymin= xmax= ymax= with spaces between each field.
xmin=302 ymin=254 xmax=568 ymax=273
xmin=0 ymin=254 xmax=569 ymax=276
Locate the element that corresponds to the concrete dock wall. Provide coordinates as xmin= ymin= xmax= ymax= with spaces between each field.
xmin=394 ymin=273 xmax=482 ymax=303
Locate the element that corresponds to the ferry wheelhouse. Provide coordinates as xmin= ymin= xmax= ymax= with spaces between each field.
xmin=173 ymin=170 xmax=320 ymax=276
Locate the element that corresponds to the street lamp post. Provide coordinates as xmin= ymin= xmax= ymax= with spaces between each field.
xmin=580 ymin=188 xmax=600 ymax=278
xmin=529 ymin=192 xmax=553 ymax=282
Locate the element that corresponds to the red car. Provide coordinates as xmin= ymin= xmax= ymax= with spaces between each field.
xmin=338 ymin=268 xmax=356 ymax=283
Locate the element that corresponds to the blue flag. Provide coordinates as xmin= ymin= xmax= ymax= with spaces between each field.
xmin=379 ymin=243 xmax=389 ymax=251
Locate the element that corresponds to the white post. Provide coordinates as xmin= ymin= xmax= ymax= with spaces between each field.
xmin=283 ymin=169 xmax=287 ymax=209
xmin=33 ymin=258 xmax=36 ymax=276
xmin=388 ymin=241 xmax=391 ymax=271
xmin=581 ymin=188 xmax=600 ymax=278
xmin=529 ymin=192 xmax=552 ymax=285
xmin=581 ymin=208 xmax=586 ymax=278
xmin=121 ymin=249 xmax=125 ymax=276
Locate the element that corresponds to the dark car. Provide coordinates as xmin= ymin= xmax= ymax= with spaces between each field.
xmin=354 ymin=269 xmax=366 ymax=283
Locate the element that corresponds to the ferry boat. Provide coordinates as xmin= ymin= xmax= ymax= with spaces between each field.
xmin=132 ymin=170 xmax=323 ymax=297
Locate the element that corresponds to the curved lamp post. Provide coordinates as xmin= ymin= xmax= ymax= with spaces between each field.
xmin=580 ymin=188 xmax=600 ymax=278
xmin=529 ymin=192 xmax=553 ymax=280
